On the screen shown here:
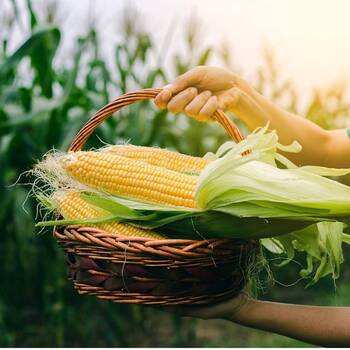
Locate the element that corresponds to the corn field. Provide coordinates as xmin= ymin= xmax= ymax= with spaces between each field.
xmin=1 ymin=1 xmax=350 ymax=347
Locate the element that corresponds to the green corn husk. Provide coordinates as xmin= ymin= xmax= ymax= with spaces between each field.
xmin=34 ymin=125 xmax=350 ymax=284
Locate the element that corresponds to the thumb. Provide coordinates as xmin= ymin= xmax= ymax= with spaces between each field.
xmin=155 ymin=84 xmax=173 ymax=109
xmin=162 ymin=84 xmax=172 ymax=89
xmin=169 ymin=69 xmax=202 ymax=95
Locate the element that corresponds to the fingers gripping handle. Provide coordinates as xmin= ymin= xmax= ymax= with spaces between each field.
xmin=69 ymin=88 xmax=245 ymax=152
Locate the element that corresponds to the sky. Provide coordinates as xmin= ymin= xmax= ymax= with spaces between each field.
xmin=5 ymin=0 xmax=350 ymax=104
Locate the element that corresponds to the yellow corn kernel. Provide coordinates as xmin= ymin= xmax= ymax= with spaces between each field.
xmin=103 ymin=145 xmax=208 ymax=174
xmin=63 ymin=151 xmax=197 ymax=208
xmin=55 ymin=191 xmax=166 ymax=239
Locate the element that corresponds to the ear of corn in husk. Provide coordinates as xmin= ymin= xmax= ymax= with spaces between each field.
xmin=34 ymin=126 xmax=350 ymax=284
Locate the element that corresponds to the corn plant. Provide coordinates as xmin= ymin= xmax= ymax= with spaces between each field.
xmin=1 ymin=0 xmax=350 ymax=347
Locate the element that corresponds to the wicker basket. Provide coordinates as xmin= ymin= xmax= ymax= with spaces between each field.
xmin=53 ymin=88 xmax=259 ymax=305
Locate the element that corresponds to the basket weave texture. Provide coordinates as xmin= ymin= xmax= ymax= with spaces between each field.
xmin=53 ymin=88 xmax=258 ymax=305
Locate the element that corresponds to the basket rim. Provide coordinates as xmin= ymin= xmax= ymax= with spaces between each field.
xmin=54 ymin=225 xmax=259 ymax=261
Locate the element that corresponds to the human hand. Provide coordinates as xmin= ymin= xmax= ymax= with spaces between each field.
xmin=160 ymin=291 xmax=350 ymax=347
xmin=155 ymin=66 xmax=256 ymax=122
xmin=161 ymin=293 xmax=252 ymax=322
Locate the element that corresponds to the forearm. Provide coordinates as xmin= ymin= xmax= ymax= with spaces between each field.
xmin=233 ymin=79 xmax=331 ymax=166
xmin=323 ymin=129 xmax=350 ymax=167
xmin=250 ymin=92 xmax=350 ymax=167
xmin=230 ymin=298 xmax=350 ymax=347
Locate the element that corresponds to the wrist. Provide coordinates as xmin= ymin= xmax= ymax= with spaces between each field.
xmin=224 ymin=293 xmax=255 ymax=322
xmin=232 ymin=74 xmax=254 ymax=96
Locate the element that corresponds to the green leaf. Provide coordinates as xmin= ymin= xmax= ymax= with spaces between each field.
xmin=36 ymin=193 xmax=55 ymax=210
xmin=36 ymin=215 xmax=121 ymax=227
xmin=29 ymin=28 xmax=61 ymax=97
xmin=0 ymin=26 xmax=60 ymax=79
xmin=197 ymin=48 xmax=212 ymax=65
xmin=26 ymin=0 xmax=38 ymax=30
xmin=80 ymin=193 xmax=141 ymax=220
xmin=260 ymin=238 xmax=284 ymax=254
xmin=0 ymin=108 xmax=8 ymax=136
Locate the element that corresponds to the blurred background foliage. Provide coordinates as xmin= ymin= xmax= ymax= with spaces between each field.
xmin=1 ymin=0 xmax=350 ymax=347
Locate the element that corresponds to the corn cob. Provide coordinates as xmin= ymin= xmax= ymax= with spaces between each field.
xmin=55 ymin=191 xmax=166 ymax=239
xmin=103 ymin=145 xmax=208 ymax=174
xmin=63 ymin=151 xmax=197 ymax=208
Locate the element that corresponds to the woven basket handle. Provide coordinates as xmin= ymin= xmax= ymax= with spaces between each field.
xmin=69 ymin=88 xmax=244 ymax=152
